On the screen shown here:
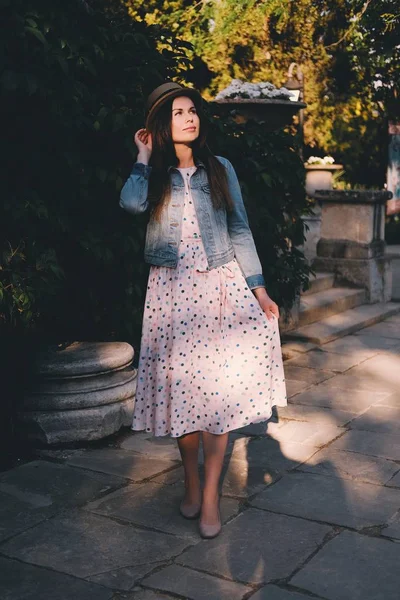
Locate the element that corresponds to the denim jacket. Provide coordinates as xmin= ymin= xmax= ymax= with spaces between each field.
xmin=119 ymin=156 xmax=266 ymax=290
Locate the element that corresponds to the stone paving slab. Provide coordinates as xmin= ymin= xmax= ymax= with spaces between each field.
xmin=281 ymin=341 xmax=319 ymax=354
xmin=386 ymin=470 xmax=400 ymax=488
xmin=248 ymin=585 xmax=318 ymax=600
xmin=177 ymin=508 xmax=331 ymax=585
xmin=284 ymin=365 xmax=335 ymax=384
xmin=86 ymin=563 xmax=167 ymax=591
xmin=321 ymin=371 xmax=396 ymax=393
xmin=250 ymin=472 xmax=400 ymax=530
xmin=266 ymin=420 xmax=344 ymax=448
xmin=343 ymin=353 xmax=400 ymax=384
xmin=119 ymin=432 xmax=182 ymax=461
xmin=235 ymin=418 xmax=284 ymax=436
xmin=277 ymin=404 xmax=356 ymax=427
xmin=286 ymin=303 xmax=400 ymax=345
xmin=383 ymin=512 xmax=400 ymax=540
xmin=290 ymin=384 xmax=385 ymax=412
xmin=0 ymin=555 xmax=113 ymax=600
xmin=320 ymin=334 xmax=398 ymax=356
xmin=231 ymin=437 xmax=318 ymax=473
xmin=129 ymin=591 xmax=175 ymax=600
xmin=1 ymin=509 xmax=188 ymax=586
xmin=349 ymin=405 xmax=400 ymax=435
xmin=150 ymin=458 xmax=277 ymax=499
xmin=285 ymin=379 xmax=311 ymax=398
xmin=379 ymin=343 xmax=400 ymax=356
xmin=376 ymin=392 xmax=400 ymax=407
xmin=291 ymin=530 xmax=400 ymax=600
xmin=284 ymin=349 xmax=368 ymax=372
xmin=0 ymin=491 xmax=50 ymax=545
xmin=329 ymin=429 xmax=400 ymax=460
xmin=220 ymin=457 xmax=278 ymax=497
xmin=85 ymin=481 xmax=239 ymax=540
xmin=298 ymin=446 xmax=399 ymax=485
xmin=354 ymin=320 xmax=400 ymax=339
xmin=0 ymin=460 xmax=123 ymax=543
xmin=118 ymin=431 xmax=243 ymax=465
xmin=66 ymin=448 xmax=180 ymax=482
xmin=350 ymin=332 xmax=400 ymax=349
xmin=142 ymin=564 xmax=252 ymax=599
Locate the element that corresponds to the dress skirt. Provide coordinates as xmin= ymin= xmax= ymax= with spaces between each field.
xmin=132 ymin=167 xmax=287 ymax=437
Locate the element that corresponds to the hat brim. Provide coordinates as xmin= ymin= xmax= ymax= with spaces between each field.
xmin=145 ymin=87 xmax=203 ymax=130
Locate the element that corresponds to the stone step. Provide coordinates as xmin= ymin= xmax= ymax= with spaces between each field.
xmin=299 ymin=287 xmax=366 ymax=327
xmin=302 ymin=272 xmax=335 ymax=296
xmin=284 ymin=301 xmax=400 ymax=345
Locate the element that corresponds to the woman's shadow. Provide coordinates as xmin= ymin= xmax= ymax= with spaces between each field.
xmin=205 ymin=408 xmax=350 ymax=586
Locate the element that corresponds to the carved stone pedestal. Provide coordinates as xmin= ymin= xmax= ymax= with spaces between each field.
xmin=301 ymin=201 xmax=322 ymax=264
xmin=18 ymin=342 xmax=137 ymax=445
xmin=313 ymin=190 xmax=393 ymax=303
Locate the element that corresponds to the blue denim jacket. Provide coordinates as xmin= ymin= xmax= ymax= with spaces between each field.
xmin=119 ymin=156 xmax=266 ymax=290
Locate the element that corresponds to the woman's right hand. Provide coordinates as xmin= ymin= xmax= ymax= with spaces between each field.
xmin=134 ymin=128 xmax=152 ymax=164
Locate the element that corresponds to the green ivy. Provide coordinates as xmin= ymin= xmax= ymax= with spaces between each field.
xmin=1 ymin=0 xmax=310 ymax=350
xmin=207 ymin=110 xmax=312 ymax=312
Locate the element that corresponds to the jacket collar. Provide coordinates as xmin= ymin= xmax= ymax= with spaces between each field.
xmin=168 ymin=158 xmax=205 ymax=172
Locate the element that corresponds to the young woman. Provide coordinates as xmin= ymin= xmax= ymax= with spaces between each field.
xmin=120 ymin=82 xmax=287 ymax=538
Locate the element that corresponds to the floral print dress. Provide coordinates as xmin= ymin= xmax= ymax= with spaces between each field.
xmin=132 ymin=166 xmax=287 ymax=437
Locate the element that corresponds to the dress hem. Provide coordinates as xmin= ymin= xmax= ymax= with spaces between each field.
xmin=130 ymin=401 xmax=287 ymax=438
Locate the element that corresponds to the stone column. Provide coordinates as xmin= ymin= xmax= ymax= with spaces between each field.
xmin=18 ymin=341 xmax=137 ymax=445
xmin=313 ymin=190 xmax=393 ymax=303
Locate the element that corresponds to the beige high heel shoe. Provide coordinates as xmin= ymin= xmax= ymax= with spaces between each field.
xmin=179 ymin=501 xmax=201 ymax=520
xmin=199 ymin=502 xmax=222 ymax=539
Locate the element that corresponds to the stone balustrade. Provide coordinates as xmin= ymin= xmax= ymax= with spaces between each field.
xmin=313 ymin=189 xmax=393 ymax=302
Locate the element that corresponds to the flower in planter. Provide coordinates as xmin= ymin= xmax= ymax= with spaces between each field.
xmin=305 ymin=156 xmax=335 ymax=166
xmin=215 ymin=79 xmax=295 ymax=101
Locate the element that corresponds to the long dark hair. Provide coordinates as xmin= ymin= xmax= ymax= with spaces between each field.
xmin=146 ymin=94 xmax=234 ymax=221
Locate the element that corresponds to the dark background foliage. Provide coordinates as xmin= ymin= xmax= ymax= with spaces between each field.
xmin=1 ymin=0 xmax=309 ymax=344
xmin=0 ymin=0 xmax=310 ymax=462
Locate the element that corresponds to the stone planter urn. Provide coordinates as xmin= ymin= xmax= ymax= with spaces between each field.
xmin=213 ymin=79 xmax=306 ymax=131
xmin=18 ymin=341 xmax=137 ymax=445
xmin=305 ymin=164 xmax=343 ymax=197
xmin=213 ymin=98 xmax=306 ymax=131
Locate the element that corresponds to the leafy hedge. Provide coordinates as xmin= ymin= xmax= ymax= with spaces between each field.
xmin=1 ymin=0 xmax=309 ymax=349
xmin=0 ymin=0 xmax=186 ymax=345
xmin=208 ymin=111 xmax=310 ymax=310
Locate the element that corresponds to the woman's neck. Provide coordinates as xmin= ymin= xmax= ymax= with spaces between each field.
xmin=174 ymin=143 xmax=195 ymax=168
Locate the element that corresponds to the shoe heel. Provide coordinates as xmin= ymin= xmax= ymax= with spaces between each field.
xmin=199 ymin=508 xmax=221 ymax=539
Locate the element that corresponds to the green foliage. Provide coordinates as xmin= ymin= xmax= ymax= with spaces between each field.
xmin=0 ymin=0 xmax=187 ymax=342
xmin=1 ymin=0 xmax=309 ymax=348
xmin=207 ymin=109 xmax=311 ymax=310
xmin=386 ymin=215 xmax=400 ymax=245
xmin=127 ymin=0 xmax=398 ymax=188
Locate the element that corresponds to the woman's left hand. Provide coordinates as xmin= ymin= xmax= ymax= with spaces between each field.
xmin=253 ymin=288 xmax=280 ymax=321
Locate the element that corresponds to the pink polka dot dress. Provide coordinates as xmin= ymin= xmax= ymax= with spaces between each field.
xmin=132 ymin=166 xmax=287 ymax=437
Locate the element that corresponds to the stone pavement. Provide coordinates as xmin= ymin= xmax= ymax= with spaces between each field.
xmin=1 ymin=315 xmax=400 ymax=600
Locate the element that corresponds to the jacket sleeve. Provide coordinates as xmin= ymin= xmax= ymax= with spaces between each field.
xmin=119 ymin=162 xmax=152 ymax=214
xmin=223 ymin=158 xmax=266 ymax=290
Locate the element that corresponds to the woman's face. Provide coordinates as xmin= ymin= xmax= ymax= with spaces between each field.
xmin=171 ymin=96 xmax=200 ymax=144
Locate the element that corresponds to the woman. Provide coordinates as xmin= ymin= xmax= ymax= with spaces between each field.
xmin=120 ymin=82 xmax=287 ymax=539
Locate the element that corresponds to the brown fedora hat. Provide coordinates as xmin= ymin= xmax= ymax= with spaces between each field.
xmin=145 ymin=82 xmax=202 ymax=130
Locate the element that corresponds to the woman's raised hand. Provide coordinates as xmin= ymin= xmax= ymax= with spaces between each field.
xmin=134 ymin=128 xmax=152 ymax=164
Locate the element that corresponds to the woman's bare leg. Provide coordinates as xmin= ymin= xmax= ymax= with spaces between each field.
xmin=201 ymin=432 xmax=229 ymax=526
xmin=177 ymin=431 xmax=202 ymax=514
